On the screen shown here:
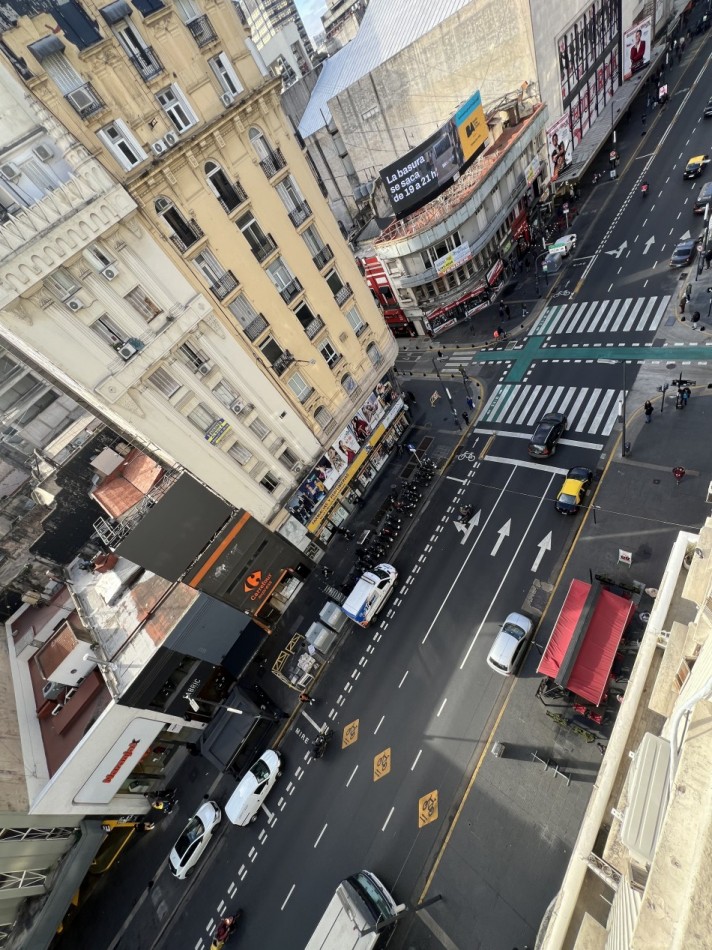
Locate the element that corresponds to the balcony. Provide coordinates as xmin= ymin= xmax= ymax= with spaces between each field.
xmin=244 ymin=313 xmax=269 ymax=342
xmin=186 ymin=14 xmax=217 ymax=48
xmin=250 ymin=234 xmax=278 ymax=263
xmin=312 ymin=244 xmax=334 ymax=270
xmin=65 ymin=82 xmax=105 ymax=119
xmin=259 ymin=148 xmax=287 ymax=180
xmin=288 ymin=200 xmax=312 ymax=227
xmin=168 ymin=219 xmax=204 ymax=252
xmin=300 ymin=314 xmax=324 ymax=340
xmin=219 ymin=181 xmax=248 ymax=213
xmin=295 ymin=386 xmax=315 ymax=405
xmin=271 ymin=351 xmax=295 ymax=376
xmin=127 ymin=46 xmax=163 ymax=82
xmin=278 ymin=278 xmax=302 ymax=305
xmin=209 ymin=271 xmax=239 ymax=300
xmin=334 ymin=283 xmax=354 ymax=306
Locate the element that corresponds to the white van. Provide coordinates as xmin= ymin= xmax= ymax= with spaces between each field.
xmin=305 ymin=870 xmax=402 ymax=949
xmin=341 ymin=564 xmax=397 ymax=627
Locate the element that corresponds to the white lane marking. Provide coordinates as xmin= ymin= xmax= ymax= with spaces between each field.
xmin=374 ymin=715 xmax=385 ymax=734
xmin=437 ymin=698 xmax=447 ymax=717
xmin=398 ymin=670 xmax=409 ymax=688
xmin=421 ymin=468 xmax=517 ymax=645
xmin=314 ymin=823 xmax=328 ymax=848
xmin=217 ymin=900 xmax=226 ymax=915
xmin=447 ymin=475 xmax=467 ymax=483
xmin=484 ymin=455 xmax=569 ymax=475
xmin=346 ymin=765 xmax=359 ymax=787
xmin=281 ymin=885 xmax=295 ymax=910
xmin=382 ymin=807 xmax=395 ymax=832
xmin=460 ymin=471 xmax=558 ymax=669
xmin=411 ymin=749 xmax=423 ymax=771
xmin=207 ymin=919 xmax=215 ymax=934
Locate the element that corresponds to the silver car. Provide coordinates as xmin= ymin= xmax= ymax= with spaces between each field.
xmin=486 ymin=612 xmax=534 ymax=676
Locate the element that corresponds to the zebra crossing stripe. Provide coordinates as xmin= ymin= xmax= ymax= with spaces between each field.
xmin=574 ymin=300 xmax=600 ymax=333
xmin=534 ymin=305 xmax=564 ymax=335
xmin=574 ymin=387 xmax=602 ymax=431
xmin=588 ymin=389 xmax=617 ymax=433
xmin=482 ymin=383 xmax=516 ymax=421
xmin=610 ymin=298 xmax=633 ymax=332
xmin=622 ymin=297 xmax=645 ymax=332
xmin=501 ymin=383 xmax=536 ymax=422
xmin=650 ymin=296 xmax=670 ymax=332
xmin=481 ymin=383 xmax=624 ymax=437
xmin=601 ymin=393 xmax=623 ymax=435
xmin=635 ymin=297 xmax=657 ymax=332
xmin=533 ymin=295 xmax=672 ymax=335
xmin=586 ymin=300 xmax=614 ymax=334
xmin=557 ymin=302 xmax=588 ymax=335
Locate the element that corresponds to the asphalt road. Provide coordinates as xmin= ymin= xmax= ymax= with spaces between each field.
xmin=119 ymin=31 xmax=712 ymax=950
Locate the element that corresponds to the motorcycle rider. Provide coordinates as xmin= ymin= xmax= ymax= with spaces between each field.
xmin=641 ymin=180 xmax=649 ymax=197
xmin=211 ymin=914 xmax=239 ymax=949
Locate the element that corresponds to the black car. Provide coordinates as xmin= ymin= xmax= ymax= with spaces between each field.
xmin=670 ymin=238 xmax=696 ymax=268
xmin=705 ymin=99 xmax=712 ymax=118
xmin=528 ymin=412 xmax=567 ymax=458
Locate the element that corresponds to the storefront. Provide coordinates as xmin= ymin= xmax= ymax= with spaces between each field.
xmin=285 ymin=377 xmax=408 ymax=544
xmin=427 ymin=284 xmax=492 ymax=335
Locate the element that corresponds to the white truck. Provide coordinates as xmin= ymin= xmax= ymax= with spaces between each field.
xmin=305 ymin=870 xmax=402 ymax=950
xmin=341 ymin=564 xmax=398 ymax=627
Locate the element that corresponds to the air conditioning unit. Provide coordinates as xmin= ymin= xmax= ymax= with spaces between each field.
xmin=0 ymin=162 xmax=20 ymax=182
xmin=230 ymin=397 xmax=244 ymax=412
xmin=164 ymin=131 xmax=179 ymax=147
xmin=220 ymin=91 xmax=235 ymax=106
xmin=67 ymin=295 xmax=84 ymax=312
xmin=197 ymin=361 xmax=213 ymax=376
xmin=151 ymin=139 xmax=167 ymax=156
xmin=101 ymin=265 xmax=119 ymax=280
xmin=67 ymin=86 xmax=96 ymax=112
xmin=118 ymin=343 xmax=137 ymax=360
xmin=33 ymin=143 xmax=54 ymax=162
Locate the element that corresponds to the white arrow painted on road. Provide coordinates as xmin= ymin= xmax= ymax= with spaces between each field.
xmin=531 ymin=531 xmax=552 ymax=573
xmin=643 ymin=235 xmax=655 ymax=255
xmin=490 ymin=519 xmax=510 ymax=557
xmin=605 ymin=240 xmax=628 ymax=259
xmin=453 ymin=509 xmax=480 ymax=545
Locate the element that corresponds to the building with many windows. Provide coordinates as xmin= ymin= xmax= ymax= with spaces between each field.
xmin=237 ymin=0 xmax=314 ymax=65
xmin=0 ymin=0 xmax=397 ymax=548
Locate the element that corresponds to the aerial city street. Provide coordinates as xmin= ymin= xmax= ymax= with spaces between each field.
xmin=1 ymin=0 xmax=712 ymax=949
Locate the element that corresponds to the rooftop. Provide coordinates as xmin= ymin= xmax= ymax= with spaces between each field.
xmin=90 ymin=447 xmax=164 ymax=520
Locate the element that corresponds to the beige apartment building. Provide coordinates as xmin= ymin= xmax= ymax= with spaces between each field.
xmin=0 ymin=0 xmax=397 ymax=544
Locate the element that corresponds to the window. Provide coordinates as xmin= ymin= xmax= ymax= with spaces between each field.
xmin=325 ymin=269 xmax=344 ymax=295
xmin=193 ymin=249 xmax=227 ymax=285
xmin=212 ymin=380 xmax=242 ymax=411
xmin=228 ymin=296 xmax=266 ymax=334
xmin=85 ymin=244 xmax=114 ymax=270
xmin=38 ymin=50 xmax=84 ymax=95
xmin=205 ymin=161 xmax=245 ymax=212
xmin=92 ymin=314 xmax=126 ymax=347
xmin=237 ymin=212 xmax=274 ymax=261
xmin=260 ymin=471 xmax=280 ymax=494
xmin=314 ymin=406 xmax=333 ymax=429
xmin=187 ymin=402 xmax=218 ymax=431
xmin=318 ymin=339 xmax=340 ymax=368
xmin=148 ymin=366 xmax=180 ymax=397
xmin=248 ymin=126 xmax=271 ymax=162
xmin=302 ymin=224 xmax=324 ymax=256
xmin=287 ymin=371 xmax=312 ymax=403
xmin=227 ymin=440 xmax=252 ymax=465
xmin=125 ymin=286 xmax=162 ymax=321
xmin=249 ymin=417 xmax=271 ymax=440
xmin=345 ymin=305 xmax=366 ymax=335
xmin=367 ymin=343 xmax=383 ymax=367
xmin=0 ymin=372 xmax=40 ymax=413
xmin=209 ymin=52 xmax=244 ymax=97
xmin=341 ymin=373 xmax=357 ymax=395
xmin=279 ymin=447 xmax=300 ymax=470
xmin=259 ymin=336 xmax=286 ymax=367
xmin=157 ymin=85 xmax=197 ymax=133
xmin=266 ymin=258 xmax=294 ymax=291
xmin=155 ymin=196 xmax=203 ymax=250
xmin=293 ymin=301 xmax=322 ymax=339
xmin=277 ymin=176 xmax=305 ymax=213
xmin=45 ymin=268 xmax=80 ymax=301
xmin=113 ymin=20 xmax=162 ymax=79
xmin=98 ymin=120 xmax=147 ymax=170
xmin=178 ymin=342 xmax=209 ymax=370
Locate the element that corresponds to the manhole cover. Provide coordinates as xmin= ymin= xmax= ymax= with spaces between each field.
xmin=653 ymin=478 xmax=660 ymax=484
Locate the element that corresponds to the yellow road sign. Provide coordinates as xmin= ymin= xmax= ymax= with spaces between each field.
xmin=342 ymin=719 xmax=359 ymax=748
xmin=418 ymin=790 xmax=439 ymax=828
xmin=373 ymin=748 xmax=391 ymax=781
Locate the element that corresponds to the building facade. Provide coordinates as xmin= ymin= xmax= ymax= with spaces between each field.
xmin=0 ymin=0 xmax=397 ymax=535
xmin=238 ymin=0 xmax=314 ymax=64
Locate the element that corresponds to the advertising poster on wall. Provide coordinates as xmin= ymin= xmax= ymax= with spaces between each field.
xmin=556 ymin=0 xmax=620 ymax=110
xmin=623 ymin=17 xmax=651 ymax=80
xmin=547 ymin=113 xmax=573 ymax=181
xmin=453 ymin=90 xmax=488 ymax=164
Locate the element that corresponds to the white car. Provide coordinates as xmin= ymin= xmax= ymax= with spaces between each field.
xmin=486 ymin=612 xmax=534 ymax=676
xmin=169 ymin=800 xmax=221 ymax=879
xmin=225 ymin=750 xmax=282 ymax=826
xmin=547 ymin=234 xmax=577 ymax=257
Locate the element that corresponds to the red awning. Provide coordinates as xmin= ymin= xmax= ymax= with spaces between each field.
xmin=537 ymin=579 xmax=589 ymax=678
xmin=567 ymin=590 xmax=636 ymax=705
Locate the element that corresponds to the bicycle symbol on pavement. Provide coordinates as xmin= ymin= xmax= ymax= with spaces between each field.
xmin=457 ymin=451 xmax=478 ymax=462
xmin=342 ymin=719 xmax=359 ymax=749
xmin=418 ymin=790 xmax=439 ymax=828
xmin=373 ymin=748 xmax=391 ymax=782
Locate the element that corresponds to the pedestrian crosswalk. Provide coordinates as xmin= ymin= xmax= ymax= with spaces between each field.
xmin=530 ymin=295 xmax=671 ymax=337
xmin=480 ymin=383 xmax=622 ymax=438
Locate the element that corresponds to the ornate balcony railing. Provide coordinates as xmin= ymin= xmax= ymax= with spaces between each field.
xmin=311 ymin=244 xmax=334 ymax=270
xmin=168 ymin=219 xmax=204 ymax=252
xmin=127 ymin=46 xmax=163 ymax=82
xmin=65 ymin=82 xmax=105 ymax=119
xmin=186 ymin=14 xmax=217 ymax=48
xmin=278 ymin=278 xmax=302 ymax=304
xmin=288 ymin=200 xmax=312 ymax=227
xmin=334 ymin=283 xmax=353 ymax=306
xmin=209 ymin=271 xmax=239 ymax=300
xmin=259 ymin=148 xmax=287 ymax=179
xmin=244 ymin=313 xmax=269 ymax=342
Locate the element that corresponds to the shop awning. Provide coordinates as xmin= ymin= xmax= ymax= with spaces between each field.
xmin=537 ymin=579 xmax=635 ymax=705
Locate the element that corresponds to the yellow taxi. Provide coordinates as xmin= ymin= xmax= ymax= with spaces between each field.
xmin=684 ymin=154 xmax=709 ymax=179
xmin=555 ymin=467 xmax=593 ymax=514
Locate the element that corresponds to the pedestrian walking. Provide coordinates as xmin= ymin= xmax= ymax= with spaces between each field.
xmin=462 ymin=411 xmax=470 ymax=424
xmin=437 ymin=349 xmax=443 ymax=359
xmin=496 ymin=325 xmax=507 ymax=339
xmin=681 ymin=386 xmax=691 ymax=406
xmin=321 ymin=565 xmax=333 ymax=578
xmin=504 ymin=304 xmax=511 ymax=319
xmin=596 ymin=742 xmax=606 ymax=757
xmin=641 ymin=112 xmax=646 ymax=127
xmin=493 ymin=329 xmax=500 ymax=340
xmin=705 ymin=249 xmax=712 ymax=269
xmin=466 ymin=396 xmax=475 ymax=411
xmin=299 ymin=691 xmax=316 ymax=705
xmin=644 ymin=400 xmax=653 ymax=423
xmin=498 ymin=302 xmax=505 ymax=318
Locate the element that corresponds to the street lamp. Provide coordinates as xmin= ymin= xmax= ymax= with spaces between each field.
xmin=598 ymin=359 xmax=627 ymax=456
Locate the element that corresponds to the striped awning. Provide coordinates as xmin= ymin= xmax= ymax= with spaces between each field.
xmin=99 ymin=0 xmax=132 ymax=24
xmin=28 ymin=35 xmax=66 ymax=61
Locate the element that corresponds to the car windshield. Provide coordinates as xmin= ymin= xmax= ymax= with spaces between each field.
xmin=176 ymin=816 xmax=204 ymax=854
xmin=558 ymin=493 xmax=577 ymax=506
xmin=250 ymin=759 xmax=270 ymax=782
xmin=533 ymin=425 xmax=549 ymax=442
xmin=371 ymin=567 xmax=391 ymax=581
xmin=502 ymin=622 xmax=525 ymax=641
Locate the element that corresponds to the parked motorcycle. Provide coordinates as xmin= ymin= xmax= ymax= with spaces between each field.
xmin=312 ymin=728 xmax=333 ymax=759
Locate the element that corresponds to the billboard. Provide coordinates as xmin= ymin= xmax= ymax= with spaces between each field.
xmin=288 ymin=381 xmax=398 ymax=527
xmin=379 ymin=88 xmax=487 ymax=219
xmin=556 ymin=1 xmax=620 ymax=106
xmin=623 ymin=17 xmax=651 ymax=80
xmin=546 ymin=113 xmax=573 ymax=182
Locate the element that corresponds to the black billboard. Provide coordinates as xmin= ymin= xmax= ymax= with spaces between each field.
xmin=380 ymin=123 xmax=462 ymax=218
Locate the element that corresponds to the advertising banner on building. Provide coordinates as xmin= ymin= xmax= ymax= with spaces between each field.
xmin=287 ymin=381 xmax=398 ymax=527
xmin=379 ymin=88 xmax=487 ymax=219
xmin=546 ymin=113 xmax=573 ymax=181
xmin=75 ymin=718 xmax=165 ymax=804
xmin=434 ymin=241 xmax=471 ymax=277
xmin=623 ymin=17 xmax=651 ymax=80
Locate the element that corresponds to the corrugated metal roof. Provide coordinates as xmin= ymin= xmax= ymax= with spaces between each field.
xmin=299 ymin=0 xmax=475 ymax=138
